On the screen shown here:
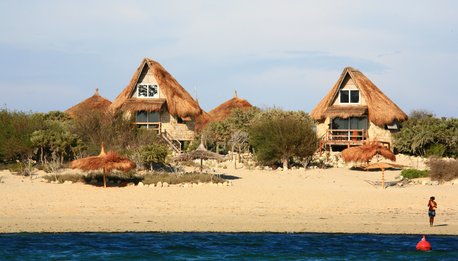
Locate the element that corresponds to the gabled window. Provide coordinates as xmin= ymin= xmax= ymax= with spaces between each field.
xmin=340 ymin=90 xmax=359 ymax=104
xmin=137 ymin=84 xmax=159 ymax=98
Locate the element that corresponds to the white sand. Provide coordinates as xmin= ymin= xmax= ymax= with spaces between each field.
xmin=0 ymin=167 xmax=456 ymax=234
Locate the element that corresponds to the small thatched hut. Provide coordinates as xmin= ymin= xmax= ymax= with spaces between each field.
xmin=208 ymin=93 xmax=253 ymax=122
xmin=65 ymin=88 xmax=112 ymax=118
xmin=310 ymin=67 xmax=407 ymax=151
xmin=110 ymin=58 xmax=206 ymax=146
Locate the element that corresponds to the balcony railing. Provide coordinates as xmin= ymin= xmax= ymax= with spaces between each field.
xmin=324 ymin=129 xmax=368 ymax=142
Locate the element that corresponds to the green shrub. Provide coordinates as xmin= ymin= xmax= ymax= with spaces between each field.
xmin=401 ymin=169 xmax=429 ymax=179
xmin=248 ymin=109 xmax=318 ymax=169
xmin=428 ymin=157 xmax=458 ymax=182
xmin=425 ymin=144 xmax=446 ymax=157
xmin=140 ymin=144 xmax=170 ymax=170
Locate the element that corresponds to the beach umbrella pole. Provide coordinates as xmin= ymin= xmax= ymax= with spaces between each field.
xmin=103 ymin=169 xmax=107 ymax=189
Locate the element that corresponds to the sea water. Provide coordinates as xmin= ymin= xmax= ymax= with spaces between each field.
xmin=0 ymin=233 xmax=457 ymax=260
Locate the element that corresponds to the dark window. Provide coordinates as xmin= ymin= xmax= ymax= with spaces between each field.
xmin=350 ymin=90 xmax=359 ymax=103
xmin=148 ymin=85 xmax=158 ymax=97
xmin=138 ymin=85 xmax=148 ymax=97
xmin=137 ymin=84 xmax=159 ymax=98
xmin=148 ymin=112 xmax=160 ymax=122
xmin=340 ymin=90 xmax=360 ymax=104
xmin=136 ymin=111 xmax=147 ymax=122
xmin=340 ymin=90 xmax=349 ymax=103
xmin=136 ymin=111 xmax=160 ymax=123
xmin=177 ymin=116 xmax=184 ymax=124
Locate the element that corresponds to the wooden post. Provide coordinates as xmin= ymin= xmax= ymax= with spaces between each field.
xmin=381 ymin=168 xmax=385 ymax=189
xmin=103 ymin=168 xmax=107 ymax=189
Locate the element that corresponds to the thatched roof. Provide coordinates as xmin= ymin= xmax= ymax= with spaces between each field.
xmin=110 ymin=58 xmax=204 ymax=121
xmin=208 ymin=96 xmax=253 ymax=122
xmin=341 ymin=142 xmax=396 ymax=163
xmin=195 ymin=111 xmax=212 ymax=132
xmin=65 ymin=89 xmax=112 ymax=117
xmin=310 ymin=67 xmax=407 ymax=126
xmin=120 ymin=98 xmax=166 ymax=112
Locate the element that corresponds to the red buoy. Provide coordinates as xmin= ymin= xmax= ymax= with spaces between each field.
xmin=416 ymin=235 xmax=432 ymax=251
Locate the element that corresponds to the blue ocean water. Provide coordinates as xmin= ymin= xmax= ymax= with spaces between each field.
xmin=0 ymin=233 xmax=457 ymax=260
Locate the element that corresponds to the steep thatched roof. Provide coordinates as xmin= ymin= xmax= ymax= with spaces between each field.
xmin=310 ymin=67 xmax=407 ymax=126
xmin=208 ymin=96 xmax=253 ymax=122
xmin=65 ymin=89 xmax=112 ymax=117
xmin=110 ymin=58 xmax=204 ymax=121
xmin=195 ymin=111 xmax=212 ymax=132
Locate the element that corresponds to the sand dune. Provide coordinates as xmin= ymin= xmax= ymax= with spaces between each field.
xmin=0 ymin=166 xmax=456 ymax=234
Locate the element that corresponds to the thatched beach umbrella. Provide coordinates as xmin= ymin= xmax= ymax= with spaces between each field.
xmin=341 ymin=142 xmax=396 ymax=163
xmin=342 ymin=143 xmax=397 ymax=189
xmin=363 ymin=162 xmax=404 ymax=189
xmin=70 ymin=144 xmax=136 ymax=188
xmin=174 ymin=143 xmax=223 ymax=172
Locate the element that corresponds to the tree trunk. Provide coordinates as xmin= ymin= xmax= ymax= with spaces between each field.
xmin=234 ymin=153 xmax=237 ymax=169
xmin=282 ymin=158 xmax=288 ymax=170
xmin=40 ymin=147 xmax=44 ymax=164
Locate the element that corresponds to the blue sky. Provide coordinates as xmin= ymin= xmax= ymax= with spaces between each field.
xmin=0 ymin=0 xmax=457 ymax=117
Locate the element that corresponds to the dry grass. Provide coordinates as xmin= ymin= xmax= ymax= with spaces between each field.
xmin=42 ymin=170 xmax=225 ymax=186
xmin=428 ymin=157 xmax=458 ymax=182
xmin=142 ymin=172 xmax=225 ymax=185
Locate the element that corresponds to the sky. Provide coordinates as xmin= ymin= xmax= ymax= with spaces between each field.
xmin=0 ymin=0 xmax=457 ymax=117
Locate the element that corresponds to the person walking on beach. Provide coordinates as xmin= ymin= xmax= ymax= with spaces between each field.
xmin=427 ymin=196 xmax=437 ymax=227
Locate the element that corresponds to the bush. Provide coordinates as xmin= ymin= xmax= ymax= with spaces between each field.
xmin=401 ymin=169 xmax=429 ymax=179
xmin=140 ymin=144 xmax=170 ymax=170
xmin=394 ymin=111 xmax=458 ymax=157
xmin=248 ymin=109 xmax=318 ymax=169
xmin=428 ymin=157 xmax=458 ymax=182
xmin=0 ymin=109 xmax=44 ymax=162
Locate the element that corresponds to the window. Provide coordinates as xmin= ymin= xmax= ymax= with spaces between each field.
xmin=137 ymin=84 xmax=159 ymax=98
xmin=136 ymin=111 xmax=160 ymax=123
xmin=340 ymin=90 xmax=359 ymax=104
xmin=176 ymin=116 xmax=184 ymax=124
xmin=135 ymin=111 xmax=161 ymax=131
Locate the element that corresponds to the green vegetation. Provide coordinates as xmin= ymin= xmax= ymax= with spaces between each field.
xmin=0 ymin=108 xmax=169 ymax=172
xmin=0 ymin=108 xmax=44 ymax=162
xmin=394 ymin=110 xmax=458 ymax=157
xmin=202 ymin=107 xmax=259 ymax=154
xmin=140 ymin=143 xmax=170 ymax=170
xmin=427 ymin=157 xmax=458 ymax=182
xmin=400 ymin=169 xmax=429 ymax=179
xmin=248 ymin=109 xmax=318 ymax=169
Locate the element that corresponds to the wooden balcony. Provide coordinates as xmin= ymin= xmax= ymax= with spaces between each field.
xmin=319 ymin=129 xmax=368 ymax=152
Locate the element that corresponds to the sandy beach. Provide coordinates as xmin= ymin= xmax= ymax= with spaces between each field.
xmin=0 ymin=165 xmax=457 ymax=235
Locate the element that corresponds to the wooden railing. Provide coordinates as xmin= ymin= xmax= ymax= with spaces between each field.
xmin=324 ymin=129 xmax=368 ymax=142
xmin=161 ymin=130 xmax=182 ymax=154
